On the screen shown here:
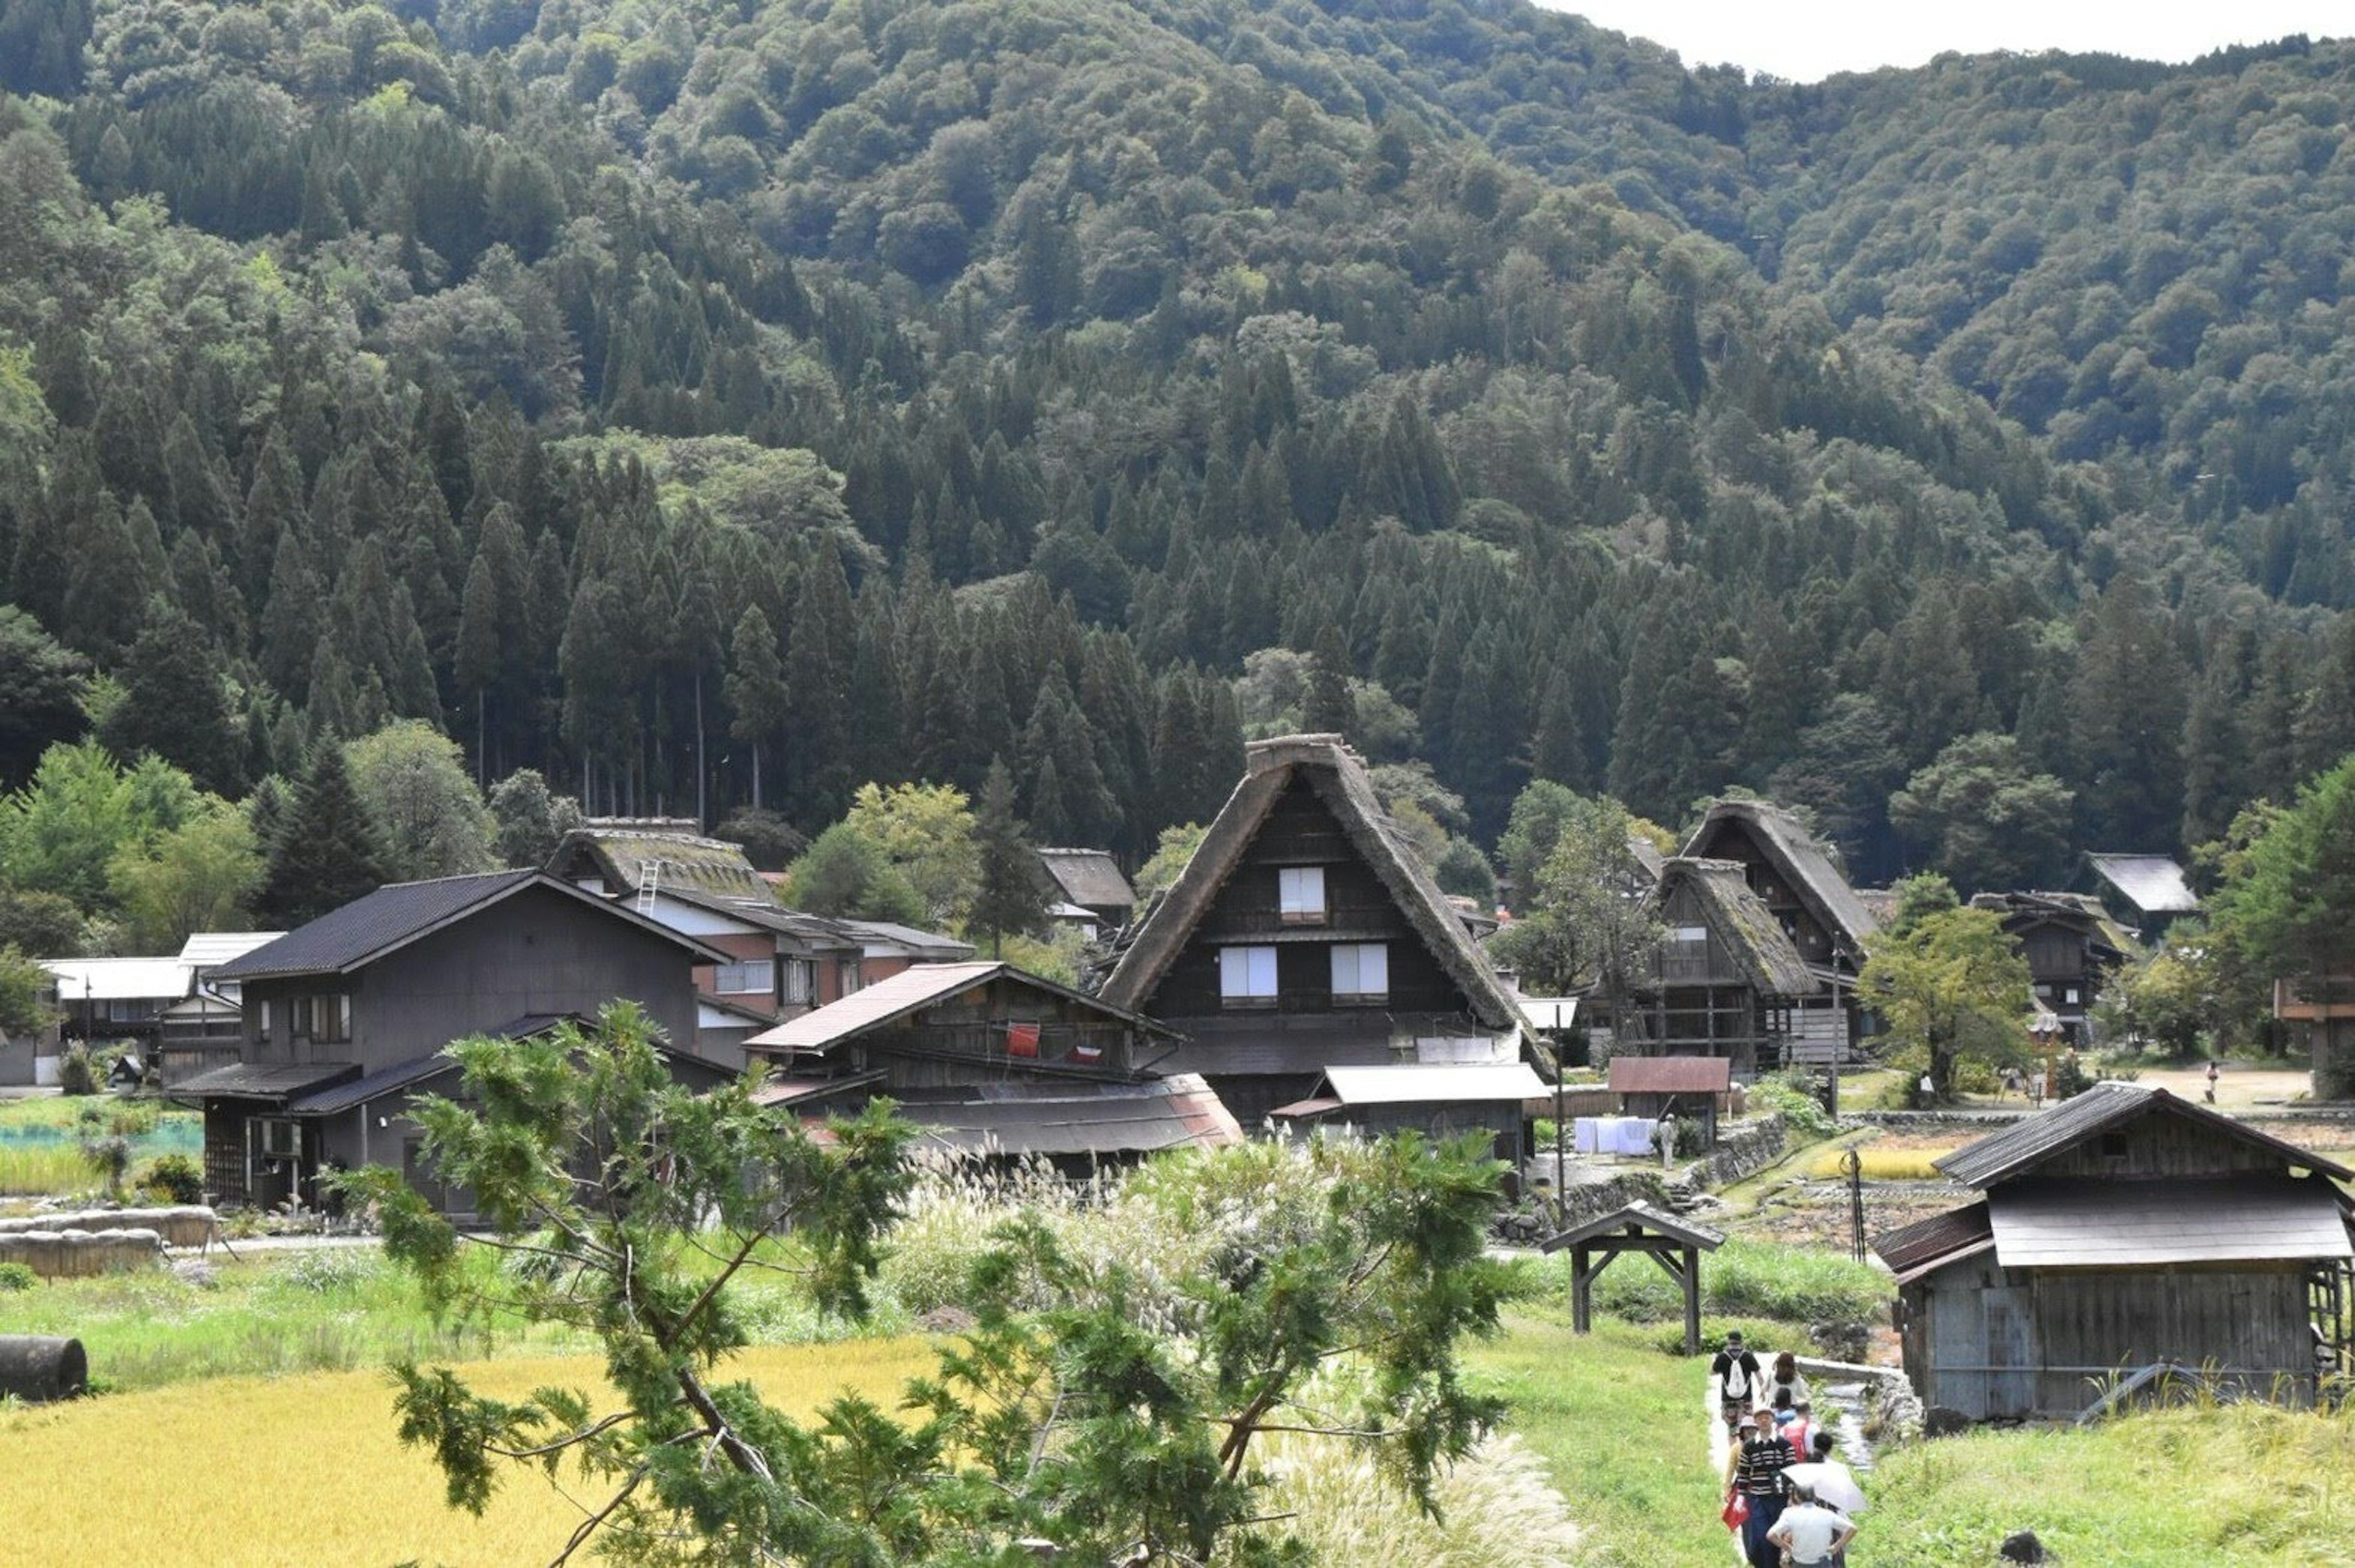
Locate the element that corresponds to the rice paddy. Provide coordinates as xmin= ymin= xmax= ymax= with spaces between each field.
xmin=0 ymin=1095 xmax=202 ymax=1198
xmin=0 ymin=1339 xmax=936 ymax=1567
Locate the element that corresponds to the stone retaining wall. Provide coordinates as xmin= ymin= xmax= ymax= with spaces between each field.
xmin=1691 ymin=1112 xmax=1785 ymax=1187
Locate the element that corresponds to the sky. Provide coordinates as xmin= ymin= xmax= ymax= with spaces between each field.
xmin=1534 ymin=2 xmax=2347 ymax=83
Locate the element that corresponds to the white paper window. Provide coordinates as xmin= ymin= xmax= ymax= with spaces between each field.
xmin=714 ymin=962 xmax=772 ymax=995
xmin=1279 ymin=866 xmax=1327 ymax=922
xmin=1670 ymin=924 xmax=1709 ymax=945
xmin=1330 ymin=943 xmax=1388 ymax=1001
xmin=1219 ymin=946 xmax=1279 ymax=1003
xmin=2064 ymin=987 xmax=2080 ymax=1005
xmin=783 ymin=960 xmax=816 ymax=1004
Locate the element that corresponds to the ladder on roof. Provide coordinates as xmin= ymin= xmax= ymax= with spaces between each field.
xmin=638 ymin=859 xmax=660 ymax=915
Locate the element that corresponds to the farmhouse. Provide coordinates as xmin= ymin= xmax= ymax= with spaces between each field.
xmin=1969 ymin=891 xmax=2133 ymax=1047
xmin=1623 ymin=857 xmax=1816 ymax=1079
xmin=1680 ymin=800 xmax=1880 ymax=1061
xmin=1035 ymin=847 xmax=1137 ymax=936
xmin=2082 ymin=852 xmax=2200 ymax=944
xmin=1874 ymin=1082 xmax=2354 ymax=1421
xmin=1270 ymin=1060 xmax=1547 ymax=1168
xmin=181 ymin=870 xmax=728 ymax=1215
xmin=1096 ymin=735 xmax=1533 ymax=1125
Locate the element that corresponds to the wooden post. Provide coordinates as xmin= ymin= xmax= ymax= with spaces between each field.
xmin=1571 ymin=1241 xmax=1593 ymax=1334
xmin=1682 ymin=1243 xmax=1701 ymax=1355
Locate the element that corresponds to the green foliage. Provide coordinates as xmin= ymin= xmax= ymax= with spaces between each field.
xmin=483 ymin=768 xmax=583 ymax=870
xmin=0 ymin=943 xmax=53 ymax=1036
xmin=0 ymin=1261 xmax=35 ymax=1292
xmin=784 ymin=821 xmax=927 ymax=925
xmin=106 ymin=800 xmax=262 ymax=950
xmin=136 ymin=1152 xmax=204 ymax=1206
xmin=1861 ymin=905 xmax=2035 ymax=1096
xmin=970 ymin=758 xmax=1047 ymax=956
xmin=841 ymin=781 xmax=978 ymax=927
xmin=1133 ymin=822 xmax=1206 ymax=899
xmin=1487 ymin=789 xmax=1661 ymax=1006
xmin=343 ymin=723 xmax=496 ymax=883
xmin=258 ymin=743 xmax=388 ymax=927
xmin=0 ymin=743 xmax=197 ymax=914
xmin=1744 ymin=1075 xmax=1836 ymax=1142
xmin=1891 ymin=732 xmax=2075 ymax=893
xmin=56 ymin=1042 xmax=100 ymax=1096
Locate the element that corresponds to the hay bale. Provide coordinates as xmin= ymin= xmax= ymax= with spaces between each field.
xmin=0 ymin=1336 xmax=86 ymax=1402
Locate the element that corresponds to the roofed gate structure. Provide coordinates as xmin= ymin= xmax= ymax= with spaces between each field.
xmin=1874 ymin=1083 xmax=2355 ymax=1421
xmin=1097 ymin=735 xmax=1532 ymax=1125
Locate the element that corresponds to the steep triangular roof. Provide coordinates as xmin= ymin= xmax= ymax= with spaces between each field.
xmin=1097 ymin=735 xmax=1530 ymax=1034
xmin=1656 ymin=857 xmax=1816 ymax=996
xmin=1683 ymin=800 xmax=1878 ymax=958
xmin=548 ymin=825 xmax=775 ymax=900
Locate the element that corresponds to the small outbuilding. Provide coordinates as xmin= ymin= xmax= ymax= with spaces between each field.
xmin=1270 ymin=1060 xmax=1546 ymax=1168
xmin=1541 ymin=1201 xmax=1726 ymax=1355
xmin=1609 ymin=1054 xmax=1732 ymax=1147
xmin=1874 ymin=1082 xmax=2354 ymax=1421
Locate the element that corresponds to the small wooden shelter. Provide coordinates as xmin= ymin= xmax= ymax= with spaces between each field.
xmin=1542 ymin=1201 xmax=1726 ymax=1354
xmin=1609 ymin=1054 xmax=1732 ymax=1147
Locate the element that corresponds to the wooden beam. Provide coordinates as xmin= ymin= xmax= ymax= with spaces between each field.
xmin=1682 ymin=1244 xmax=1702 ymax=1355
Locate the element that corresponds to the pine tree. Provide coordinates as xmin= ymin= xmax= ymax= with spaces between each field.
xmin=971 ymin=758 xmax=1046 ymax=957
xmin=724 ymin=606 xmax=787 ymax=810
xmin=259 ymin=743 xmax=389 ymax=926
xmin=1305 ymin=620 xmax=1358 ymax=737
xmin=100 ymin=599 xmax=245 ymax=795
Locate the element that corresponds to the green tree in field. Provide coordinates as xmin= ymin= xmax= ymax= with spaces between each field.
xmin=354 ymin=1003 xmax=1509 ymax=1566
xmin=259 ymin=743 xmax=388 ymax=925
xmin=2206 ymin=754 xmax=2355 ymax=1092
xmin=1486 ymin=790 xmax=1663 ymax=1038
xmin=1859 ymin=901 xmax=2032 ymax=1098
xmin=107 ymin=800 xmax=262 ymax=949
xmin=970 ymin=757 xmax=1047 ymax=957
xmin=345 ymin=721 xmax=497 ymax=882
xmin=1890 ymin=732 xmax=2075 ymax=894
xmin=841 ymin=780 xmax=978 ymax=927
xmin=784 ymin=822 xmax=926 ymax=925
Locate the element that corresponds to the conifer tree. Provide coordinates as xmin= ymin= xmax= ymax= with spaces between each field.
xmin=100 ymin=599 xmax=245 ymax=795
xmin=260 ymin=742 xmax=389 ymax=926
xmin=971 ymin=758 xmax=1046 ymax=957
xmin=724 ymin=607 xmax=787 ymax=811
xmin=1305 ymin=620 xmax=1358 ymax=737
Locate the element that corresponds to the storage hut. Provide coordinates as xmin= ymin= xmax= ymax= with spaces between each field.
xmin=1608 ymin=1054 xmax=1732 ymax=1147
xmin=1874 ymin=1083 xmax=2355 ymax=1421
xmin=1269 ymin=1061 xmax=1546 ymax=1169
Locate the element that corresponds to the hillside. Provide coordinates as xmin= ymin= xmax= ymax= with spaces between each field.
xmin=0 ymin=0 xmax=2350 ymax=912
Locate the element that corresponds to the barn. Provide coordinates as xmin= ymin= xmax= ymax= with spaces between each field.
xmin=1874 ymin=1082 xmax=2354 ymax=1421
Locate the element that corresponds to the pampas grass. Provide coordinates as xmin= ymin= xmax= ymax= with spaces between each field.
xmin=1261 ymin=1432 xmax=1582 ymax=1567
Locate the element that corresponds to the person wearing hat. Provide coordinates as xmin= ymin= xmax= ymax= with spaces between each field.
xmin=1711 ymin=1330 xmax=1763 ymax=1435
xmin=1725 ymin=1406 xmax=1797 ymax=1567
xmin=1766 ymin=1477 xmax=1856 ymax=1567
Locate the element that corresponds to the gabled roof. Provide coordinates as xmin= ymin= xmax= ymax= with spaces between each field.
xmin=1609 ymin=1055 xmax=1733 ymax=1095
xmin=1934 ymin=1082 xmax=2354 ymax=1189
xmin=549 ymin=825 xmax=775 ymax=900
xmin=1098 ymin=735 xmax=1530 ymax=1034
xmin=1036 ymin=848 xmax=1136 ymax=911
xmin=1872 ymin=1201 xmax=1994 ymax=1285
xmin=177 ymin=932 xmax=285 ymax=968
xmin=743 ymin=960 xmax=1170 ymax=1055
xmin=1658 ymin=857 xmax=1817 ymax=996
xmin=1986 ymin=1176 xmax=2351 ymax=1268
xmin=1683 ymin=800 xmax=1879 ymax=956
xmin=39 ymin=957 xmax=193 ymax=1001
xmin=210 ymin=871 xmax=732 ymax=982
xmin=832 ymin=920 xmax=975 ymax=960
xmin=2086 ymin=854 xmax=2200 ymax=915
xmin=1969 ymin=891 xmax=2136 ymax=958
xmin=1539 ymin=1200 xmax=1726 ymax=1254
xmin=1277 ymin=1061 xmax=1548 ymax=1114
xmin=650 ymin=884 xmax=862 ymax=951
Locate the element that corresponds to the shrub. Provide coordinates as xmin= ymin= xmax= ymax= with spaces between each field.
xmin=1748 ymin=1074 xmax=1835 ymax=1140
xmin=57 ymin=1044 xmax=100 ymax=1096
xmin=275 ymin=1249 xmax=381 ymax=1295
xmin=78 ymin=1131 xmax=132 ymax=1198
xmin=0 ymin=1261 xmax=37 ymax=1291
xmin=137 ymin=1153 xmax=204 ymax=1205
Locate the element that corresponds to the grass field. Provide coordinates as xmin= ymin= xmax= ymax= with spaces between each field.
xmin=0 ymin=1338 xmax=936 ymax=1567
xmin=0 ymin=1093 xmax=202 ymax=1198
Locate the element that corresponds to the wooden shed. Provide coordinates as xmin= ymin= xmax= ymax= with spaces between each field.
xmin=1874 ymin=1084 xmax=2355 ymax=1421
xmin=1270 ymin=1061 xmax=1546 ymax=1169
xmin=1608 ymin=1054 xmax=1731 ymax=1147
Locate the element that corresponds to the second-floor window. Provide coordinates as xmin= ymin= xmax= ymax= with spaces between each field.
xmin=290 ymin=993 xmax=351 ymax=1044
xmin=1330 ymin=943 xmax=1388 ymax=1005
xmin=783 ymin=960 xmax=817 ymax=1004
xmin=1279 ymin=866 xmax=1327 ymax=924
xmin=713 ymin=962 xmax=772 ymax=995
xmin=839 ymin=958 xmax=865 ymax=995
xmin=1219 ymin=946 xmax=1279 ymax=1007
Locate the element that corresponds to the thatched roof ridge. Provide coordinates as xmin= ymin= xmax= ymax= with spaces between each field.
xmin=1662 ymin=857 xmax=1816 ymax=996
xmin=550 ymin=827 xmax=773 ymax=900
xmin=1685 ymin=799 xmax=1878 ymax=957
xmin=1098 ymin=735 xmax=1529 ymax=1035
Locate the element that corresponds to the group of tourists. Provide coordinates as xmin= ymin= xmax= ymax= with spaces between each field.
xmin=1712 ymin=1331 xmax=1866 ymax=1567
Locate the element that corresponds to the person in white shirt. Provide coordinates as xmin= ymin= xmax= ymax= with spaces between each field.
xmin=1766 ymin=1480 xmax=1855 ymax=1567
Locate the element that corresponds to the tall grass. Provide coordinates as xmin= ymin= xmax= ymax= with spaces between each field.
xmin=1262 ymin=1432 xmax=1582 ymax=1566
xmin=1804 ymin=1145 xmax=1951 ymax=1181
xmin=0 ymin=1096 xmax=202 ymax=1197
xmin=1524 ymin=1237 xmax=1888 ymax=1330
xmin=0 ymin=1144 xmax=96 ymax=1196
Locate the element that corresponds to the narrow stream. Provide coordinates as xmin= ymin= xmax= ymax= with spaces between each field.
xmin=1821 ymin=1380 xmax=1876 ymax=1472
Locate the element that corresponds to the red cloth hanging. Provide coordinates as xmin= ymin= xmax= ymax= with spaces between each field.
xmin=1006 ymin=1022 xmax=1041 ymax=1058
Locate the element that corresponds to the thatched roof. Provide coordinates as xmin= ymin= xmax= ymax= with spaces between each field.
xmin=1036 ymin=848 xmax=1136 ymax=912
xmin=1660 ymin=857 xmax=1816 ymax=996
xmin=1684 ymin=800 xmax=1878 ymax=957
xmin=548 ymin=827 xmax=773 ymax=900
xmin=1098 ymin=735 xmax=1530 ymax=1035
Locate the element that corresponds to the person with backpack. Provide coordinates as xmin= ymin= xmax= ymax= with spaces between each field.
xmin=1711 ymin=1330 xmax=1763 ymax=1432
xmin=1723 ymin=1409 xmax=1798 ymax=1567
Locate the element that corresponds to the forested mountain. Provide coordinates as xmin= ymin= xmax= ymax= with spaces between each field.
xmin=0 ymin=0 xmax=2351 ymax=928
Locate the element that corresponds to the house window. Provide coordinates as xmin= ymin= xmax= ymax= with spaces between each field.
xmin=2064 ymin=987 xmax=2080 ymax=1006
xmin=1219 ymin=946 xmax=1279 ymax=1007
xmin=1279 ymin=866 xmax=1327 ymax=924
xmin=1669 ymin=925 xmax=1708 ymax=947
xmin=838 ymin=958 xmax=865 ymax=995
xmin=291 ymin=994 xmax=351 ymax=1044
xmin=105 ymin=999 xmax=156 ymax=1023
xmin=782 ymin=960 xmax=817 ymax=1004
xmin=258 ymin=999 xmax=271 ymax=1041
xmin=1330 ymin=943 xmax=1389 ymax=1004
xmin=713 ymin=962 xmax=772 ymax=995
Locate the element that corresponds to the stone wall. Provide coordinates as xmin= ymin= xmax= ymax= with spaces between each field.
xmin=1689 ymin=1111 xmax=1785 ymax=1188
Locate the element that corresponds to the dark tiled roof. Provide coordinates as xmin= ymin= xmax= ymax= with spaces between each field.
xmin=211 ymin=871 xmax=729 ymax=981
xmin=1935 ymin=1082 xmax=2355 ymax=1189
xmin=1872 ymin=1201 xmax=1993 ymax=1283
xmin=285 ymin=1054 xmax=459 ymax=1116
xmin=176 ymin=1061 xmax=359 ymax=1100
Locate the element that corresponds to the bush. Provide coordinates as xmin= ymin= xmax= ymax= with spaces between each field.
xmin=137 ymin=1153 xmax=204 ymax=1205
xmin=275 ymin=1249 xmax=381 ymax=1295
xmin=1748 ymin=1074 xmax=1835 ymax=1140
xmin=0 ymin=1261 xmax=37 ymax=1291
xmin=57 ymin=1043 xmax=100 ymax=1096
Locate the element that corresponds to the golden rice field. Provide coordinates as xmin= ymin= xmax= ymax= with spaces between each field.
xmin=1802 ymin=1144 xmax=1954 ymax=1182
xmin=0 ymin=1337 xmax=933 ymax=1567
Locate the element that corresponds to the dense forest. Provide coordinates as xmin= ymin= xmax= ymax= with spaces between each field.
xmin=2 ymin=0 xmax=2353 ymax=950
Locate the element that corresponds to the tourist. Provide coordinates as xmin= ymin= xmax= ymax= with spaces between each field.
xmin=1766 ymin=1478 xmax=1856 ymax=1568
xmin=2205 ymin=1059 xmax=2221 ymax=1104
xmin=1712 ymin=1330 xmax=1763 ymax=1433
xmin=1767 ymin=1350 xmax=1809 ymax=1413
xmin=1796 ymin=1429 xmax=1866 ymax=1566
xmin=1726 ymin=1409 xmax=1797 ymax=1567
xmin=1777 ymin=1398 xmax=1818 ymax=1460
xmin=1656 ymin=1110 xmax=1679 ymax=1171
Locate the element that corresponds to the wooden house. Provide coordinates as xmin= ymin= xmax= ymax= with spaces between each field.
xmin=1036 ymin=848 xmax=1137 ymax=934
xmin=1873 ymin=1083 xmax=2354 ymax=1421
xmin=1624 ymin=857 xmax=1817 ymax=1079
xmin=182 ymin=871 xmax=728 ymax=1216
xmin=1608 ymin=1054 xmax=1733 ymax=1147
xmin=1970 ymin=892 xmax=2134 ymax=1047
xmin=1270 ymin=1061 xmax=1547 ymax=1168
xmin=1680 ymin=801 xmax=1880 ymax=1061
xmin=2082 ymin=854 xmax=2200 ymax=944
xmin=1095 ymin=735 xmax=1533 ymax=1125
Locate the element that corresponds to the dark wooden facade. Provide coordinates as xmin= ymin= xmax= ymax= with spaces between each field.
xmin=1627 ymin=869 xmax=1804 ymax=1080
xmin=1972 ymin=893 xmax=2128 ymax=1047
xmin=1681 ymin=803 xmax=1878 ymax=1062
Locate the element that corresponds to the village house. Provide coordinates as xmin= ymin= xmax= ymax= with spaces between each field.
xmin=1969 ymin=891 xmax=2134 ymax=1047
xmin=2082 ymin=852 xmax=2201 ymax=944
xmin=1873 ymin=1082 xmax=2354 ymax=1421
xmin=1620 ymin=856 xmax=1817 ymax=1079
xmin=1270 ymin=1060 xmax=1547 ymax=1168
xmin=1680 ymin=800 xmax=1880 ymax=1061
xmin=1036 ymin=847 xmax=1138 ymax=940
xmin=1095 ymin=735 xmax=1533 ymax=1126
xmin=179 ymin=870 xmax=730 ymax=1217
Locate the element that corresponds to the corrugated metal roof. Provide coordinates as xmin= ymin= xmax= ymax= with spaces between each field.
xmin=1989 ymin=1177 xmax=2352 ymax=1268
xmin=745 ymin=961 xmax=1162 ymax=1054
xmin=39 ymin=957 xmax=192 ymax=1001
xmin=1871 ymin=1201 xmax=1993 ymax=1282
xmin=1937 ymin=1082 xmax=2355 ymax=1189
xmin=1539 ymin=1200 xmax=1726 ymax=1253
xmin=176 ymin=1061 xmax=358 ymax=1100
xmin=833 ymin=920 xmax=976 ymax=959
xmin=177 ymin=932 xmax=285 ymax=968
xmin=211 ymin=871 xmax=728 ymax=981
xmin=1036 ymin=848 xmax=1136 ymax=911
xmin=1315 ymin=1061 xmax=1547 ymax=1106
xmin=2086 ymin=855 xmax=2200 ymax=914
xmin=749 ymin=1071 xmax=886 ymax=1108
xmin=1609 ymin=1056 xmax=1733 ymax=1095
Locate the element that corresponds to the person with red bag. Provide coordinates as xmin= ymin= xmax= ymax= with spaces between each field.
xmin=1723 ymin=1409 xmax=1798 ymax=1567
